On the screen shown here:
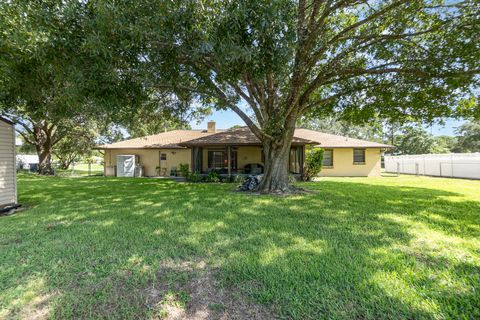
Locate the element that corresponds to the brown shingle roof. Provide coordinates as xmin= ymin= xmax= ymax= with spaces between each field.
xmin=96 ymin=127 xmax=393 ymax=149
xmin=95 ymin=130 xmax=219 ymax=149
xmin=294 ymin=128 xmax=393 ymax=148
xmin=178 ymin=127 xmax=316 ymax=146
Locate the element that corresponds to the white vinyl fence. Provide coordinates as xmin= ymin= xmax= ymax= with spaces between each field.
xmin=384 ymin=153 xmax=480 ymax=179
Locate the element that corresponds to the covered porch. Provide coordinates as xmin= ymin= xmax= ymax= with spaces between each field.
xmin=190 ymin=145 xmax=305 ymax=176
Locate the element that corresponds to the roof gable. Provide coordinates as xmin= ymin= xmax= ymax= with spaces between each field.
xmin=96 ymin=130 xmax=219 ymax=149
xmin=178 ymin=127 xmax=316 ymax=146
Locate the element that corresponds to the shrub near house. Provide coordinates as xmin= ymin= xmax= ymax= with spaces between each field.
xmin=303 ymin=148 xmax=324 ymax=181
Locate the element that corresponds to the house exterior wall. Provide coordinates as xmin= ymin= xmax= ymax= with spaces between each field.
xmin=237 ymin=146 xmax=263 ymax=169
xmin=0 ymin=120 xmax=16 ymax=207
xmin=104 ymin=148 xmax=191 ymax=177
xmin=102 ymin=146 xmax=382 ymax=177
xmin=319 ymin=148 xmax=382 ymax=177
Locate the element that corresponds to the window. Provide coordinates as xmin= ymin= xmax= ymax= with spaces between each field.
xmin=207 ymin=148 xmax=237 ymax=171
xmin=208 ymin=150 xmax=225 ymax=169
xmin=353 ymin=149 xmax=365 ymax=164
xmin=323 ymin=149 xmax=333 ymax=167
xmin=160 ymin=153 xmax=167 ymax=160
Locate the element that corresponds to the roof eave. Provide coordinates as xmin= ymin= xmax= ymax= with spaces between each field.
xmin=179 ymin=141 xmax=313 ymax=147
xmin=94 ymin=145 xmax=187 ymax=150
xmin=313 ymin=145 xmax=394 ymax=149
xmin=0 ymin=116 xmax=14 ymax=126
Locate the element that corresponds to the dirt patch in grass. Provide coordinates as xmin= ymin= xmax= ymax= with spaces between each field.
xmin=1 ymin=291 xmax=57 ymax=320
xmin=145 ymin=260 xmax=277 ymax=320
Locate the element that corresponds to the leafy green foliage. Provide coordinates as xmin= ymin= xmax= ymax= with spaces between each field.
xmin=395 ymin=125 xmax=438 ymax=155
xmin=52 ymin=122 xmax=98 ymax=169
xmin=303 ymin=148 xmax=324 ymax=181
xmin=206 ymin=171 xmax=221 ymax=183
xmin=120 ymin=0 xmax=479 ymax=124
xmin=179 ymin=163 xmax=190 ymax=178
xmin=299 ymin=116 xmax=385 ymax=142
xmin=187 ymin=171 xmax=202 ymax=183
xmin=0 ymin=1 xmax=200 ymax=173
xmin=431 ymin=135 xmax=458 ymax=154
xmin=16 ymin=136 xmax=36 ymax=155
xmin=455 ymin=120 xmax=480 ymax=152
xmin=393 ymin=124 xmax=473 ymax=155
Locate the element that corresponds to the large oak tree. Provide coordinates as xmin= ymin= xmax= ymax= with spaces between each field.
xmin=0 ymin=1 xmax=186 ymax=174
xmin=100 ymin=0 xmax=479 ymax=192
xmin=0 ymin=1 xmax=123 ymax=174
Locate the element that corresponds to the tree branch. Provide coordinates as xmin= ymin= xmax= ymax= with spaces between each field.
xmin=193 ymin=68 xmax=271 ymax=140
xmin=328 ymin=0 xmax=410 ymax=45
xmin=16 ymin=129 xmax=36 ymax=145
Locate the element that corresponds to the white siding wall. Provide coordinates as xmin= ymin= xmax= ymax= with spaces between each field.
xmin=0 ymin=120 xmax=16 ymax=207
xmin=385 ymin=153 xmax=480 ymax=179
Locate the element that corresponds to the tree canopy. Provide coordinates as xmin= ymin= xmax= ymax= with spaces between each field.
xmin=394 ymin=125 xmax=437 ymax=154
xmin=455 ymin=119 xmax=480 ymax=152
xmin=0 ymin=1 xmax=199 ymax=173
xmin=106 ymin=0 xmax=478 ymax=191
xmin=298 ymin=115 xmax=385 ymax=142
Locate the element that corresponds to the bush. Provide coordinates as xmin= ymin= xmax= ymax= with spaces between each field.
xmin=206 ymin=170 xmax=220 ymax=183
xmin=233 ymin=175 xmax=246 ymax=184
xmin=179 ymin=163 xmax=189 ymax=177
xmin=187 ymin=171 xmax=202 ymax=182
xmin=303 ymin=148 xmax=324 ymax=181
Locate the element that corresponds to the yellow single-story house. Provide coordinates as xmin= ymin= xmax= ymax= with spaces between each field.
xmin=96 ymin=121 xmax=392 ymax=177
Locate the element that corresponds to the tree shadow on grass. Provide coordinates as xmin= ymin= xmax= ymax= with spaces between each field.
xmin=1 ymin=176 xmax=479 ymax=319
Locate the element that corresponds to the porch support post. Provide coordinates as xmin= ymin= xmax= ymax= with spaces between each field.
xmin=192 ymin=147 xmax=201 ymax=172
xmin=227 ymin=146 xmax=231 ymax=176
xmin=191 ymin=147 xmax=195 ymax=171
xmin=299 ymin=145 xmax=305 ymax=178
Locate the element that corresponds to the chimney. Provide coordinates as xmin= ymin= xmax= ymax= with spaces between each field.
xmin=207 ymin=121 xmax=216 ymax=133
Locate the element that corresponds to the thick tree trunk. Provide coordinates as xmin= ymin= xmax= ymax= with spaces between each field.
xmin=37 ymin=146 xmax=54 ymax=175
xmin=34 ymin=124 xmax=55 ymax=175
xmin=257 ymin=128 xmax=295 ymax=193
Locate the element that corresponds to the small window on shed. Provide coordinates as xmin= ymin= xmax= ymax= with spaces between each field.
xmin=160 ymin=153 xmax=167 ymax=160
xmin=353 ymin=149 xmax=366 ymax=164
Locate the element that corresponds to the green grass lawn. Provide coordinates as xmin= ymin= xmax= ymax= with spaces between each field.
xmin=1 ymin=175 xmax=479 ymax=319
xmin=54 ymin=163 xmax=104 ymax=177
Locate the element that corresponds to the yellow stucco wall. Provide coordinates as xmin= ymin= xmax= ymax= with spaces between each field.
xmin=238 ymin=146 xmax=263 ymax=169
xmin=319 ymin=148 xmax=382 ymax=177
xmin=103 ymin=146 xmax=382 ymax=177
xmin=104 ymin=148 xmax=191 ymax=177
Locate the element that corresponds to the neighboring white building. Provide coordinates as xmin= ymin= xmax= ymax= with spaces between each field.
xmin=16 ymin=154 xmax=39 ymax=171
xmin=385 ymin=153 xmax=480 ymax=179
xmin=0 ymin=117 xmax=17 ymax=210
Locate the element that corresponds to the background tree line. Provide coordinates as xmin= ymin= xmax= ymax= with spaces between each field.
xmin=300 ymin=117 xmax=480 ymax=155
